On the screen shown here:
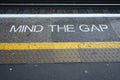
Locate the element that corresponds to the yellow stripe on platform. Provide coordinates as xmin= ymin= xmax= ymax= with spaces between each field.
xmin=0 ymin=42 xmax=120 ymax=50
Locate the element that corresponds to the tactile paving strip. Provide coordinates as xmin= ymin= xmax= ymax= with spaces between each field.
xmin=0 ymin=50 xmax=80 ymax=64
xmin=79 ymin=49 xmax=120 ymax=62
xmin=0 ymin=49 xmax=120 ymax=64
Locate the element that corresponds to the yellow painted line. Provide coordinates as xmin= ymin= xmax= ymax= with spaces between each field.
xmin=0 ymin=42 xmax=120 ymax=50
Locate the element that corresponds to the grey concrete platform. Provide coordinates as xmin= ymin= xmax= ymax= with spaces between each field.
xmin=0 ymin=7 xmax=120 ymax=80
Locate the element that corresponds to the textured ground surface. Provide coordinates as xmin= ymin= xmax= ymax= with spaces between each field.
xmin=0 ymin=6 xmax=120 ymax=80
